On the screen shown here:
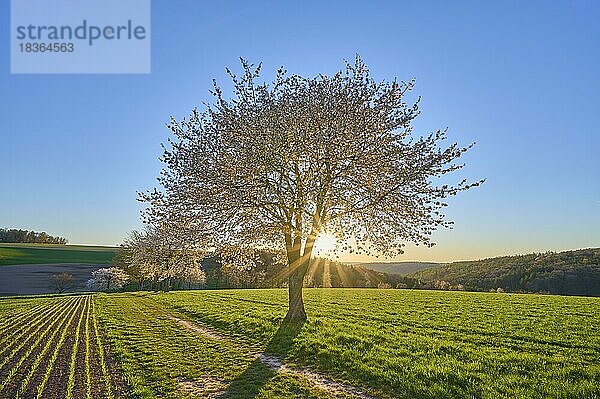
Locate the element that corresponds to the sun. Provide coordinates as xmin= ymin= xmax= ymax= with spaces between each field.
xmin=313 ymin=233 xmax=338 ymax=253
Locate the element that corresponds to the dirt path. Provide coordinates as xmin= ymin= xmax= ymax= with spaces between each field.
xmin=164 ymin=313 xmax=380 ymax=399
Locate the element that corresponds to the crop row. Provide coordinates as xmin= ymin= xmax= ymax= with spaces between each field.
xmin=0 ymin=295 xmax=125 ymax=398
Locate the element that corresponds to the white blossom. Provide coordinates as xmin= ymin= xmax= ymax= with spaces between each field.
xmin=86 ymin=267 xmax=130 ymax=291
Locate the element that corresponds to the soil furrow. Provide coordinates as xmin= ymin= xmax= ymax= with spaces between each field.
xmin=84 ymin=295 xmax=93 ymax=399
xmin=0 ymin=295 xmax=127 ymax=399
xmin=0 ymin=298 xmax=68 ymax=354
xmin=0 ymin=296 xmax=76 ymax=372
xmin=92 ymin=296 xmax=116 ymax=399
xmin=0 ymin=300 xmax=49 ymax=332
xmin=15 ymin=297 xmax=85 ymax=398
xmin=66 ymin=295 xmax=88 ymax=399
xmin=0 ymin=297 xmax=81 ymax=395
xmin=35 ymin=297 xmax=85 ymax=399
xmin=87 ymin=302 xmax=108 ymax=398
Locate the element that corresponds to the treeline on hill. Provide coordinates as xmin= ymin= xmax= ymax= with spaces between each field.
xmin=410 ymin=248 xmax=600 ymax=296
xmin=0 ymin=228 xmax=67 ymax=244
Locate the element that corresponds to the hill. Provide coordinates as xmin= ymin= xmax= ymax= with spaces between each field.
xmin=356 ymin=261 xmax=440 ymax=275
xmin=411 ymin=248 xmax=600 ymax=296
xmin=0 ymin=243 xmax=117 ymax=266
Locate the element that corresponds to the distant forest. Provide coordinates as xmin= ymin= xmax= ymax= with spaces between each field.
xmin=410 ymin=248 xmax=600 ymax=297
xmin=0 ymin=228 xmax=68 ymax=244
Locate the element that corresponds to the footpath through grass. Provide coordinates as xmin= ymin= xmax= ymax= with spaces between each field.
xmin=95 ymin=289 xmax=600 ymax=399
xmin=95 ymin=293 xmax=334 ymax=399
xmin=0 ymin=243 xmax=116 ymax=266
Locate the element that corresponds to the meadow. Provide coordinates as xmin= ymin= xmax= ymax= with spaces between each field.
xmin=1 ymin=289 xmax=599 ymax=398
xmin=0 ymin=243 xmax=116 ymax=266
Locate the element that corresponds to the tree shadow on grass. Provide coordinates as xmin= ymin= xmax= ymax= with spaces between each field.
xmin=220 ymin=320 xmax=305 ymax=399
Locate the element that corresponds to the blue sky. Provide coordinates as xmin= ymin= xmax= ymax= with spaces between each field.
xmin=1 ymin=1 xmax=598 ymax=262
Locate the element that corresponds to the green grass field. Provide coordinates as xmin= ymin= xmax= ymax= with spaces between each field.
xmin=0 ymin=243 xmax=117 ymax=266
xmin=2 ymin=289 xmax=599 ymax=398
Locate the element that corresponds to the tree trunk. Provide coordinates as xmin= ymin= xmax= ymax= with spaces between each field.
xmin=284 ymin=233 xmax=317 ymax=322
xmin=285 ymin=264 xmax=308 ymax=321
